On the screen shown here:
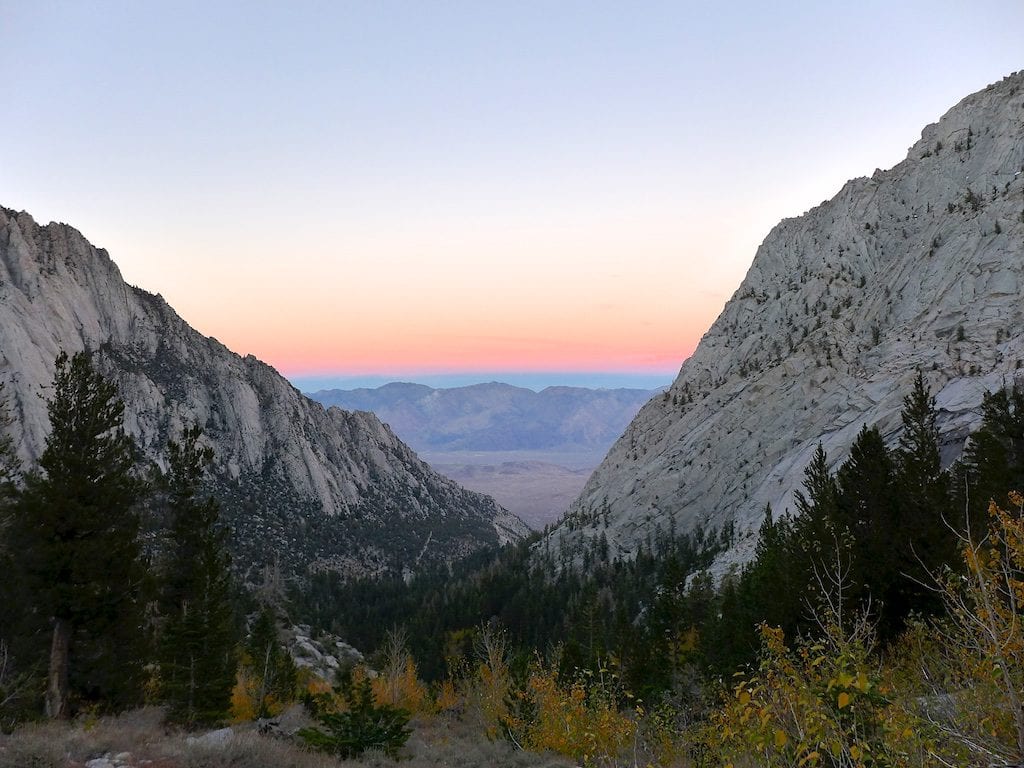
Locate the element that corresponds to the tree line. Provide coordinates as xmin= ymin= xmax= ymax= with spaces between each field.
xmin=293 ymin=371 xmax=1024 ymax=701
xmin=3 ymin=352 xmax=1023 ymax=764
xmin=284 ymin=369 xmax=1024 ymax=766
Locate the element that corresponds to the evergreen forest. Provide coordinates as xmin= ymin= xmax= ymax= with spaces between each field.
xmin=2 ymin=357 xmax=1024 ymax=767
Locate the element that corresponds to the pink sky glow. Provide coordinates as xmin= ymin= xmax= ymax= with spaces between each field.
xmin=3 ymin=3 xmax=1022 ymax=384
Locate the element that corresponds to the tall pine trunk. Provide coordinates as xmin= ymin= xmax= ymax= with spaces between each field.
xmin=45 ymin=617 xmax=71 ymax=719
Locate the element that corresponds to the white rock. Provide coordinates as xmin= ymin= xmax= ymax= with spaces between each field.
xmin=0 ymin=208 xmax=529 ymax=577
xmin=285 ymin=623 xmax=362 ymax=682
xmin=548 ymin=71 xmax=1024 ymax=575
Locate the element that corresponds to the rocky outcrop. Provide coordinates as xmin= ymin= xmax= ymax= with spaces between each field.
xmin=283 ymin=624 xmax=364 ymax=683
xmin=550 ymin=71 xmax=1024 ymax=571
xmin=0 ymin=208 xmax=527 ymax=579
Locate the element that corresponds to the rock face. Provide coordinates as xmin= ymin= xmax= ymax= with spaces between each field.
xmin=0 ymin=208 xmax=527 ymax=579
xmin=551 ymin=71 xmax=1024 ymax=571
xmin=284 ymin=624 xmax=364 ymax=683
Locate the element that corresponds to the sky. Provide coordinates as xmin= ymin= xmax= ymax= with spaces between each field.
xmin=1 ymin=2 xmax=1022 ymax=390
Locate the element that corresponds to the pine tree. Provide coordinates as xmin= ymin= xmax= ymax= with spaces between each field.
xmin=13 ymin=352 xmax=146 ymax=718
xmin=959 ymin=385 xmax=1024 ymax=535
xmin=158 ymin=425 xmax=237 ymax=726
xmin=300 ymin=674 xmax=412 ymax=759
xmin=893 ymin=371 xmax=954 ymax=618
xmin=834 ymin=424 xmax=902 ymax=637
xmin=793 ymin=443 xmax=839 ymax=534
xmin=791 ymin=443 xmax=842 ymax=586
xmin=713 ymin=506 xmax=803 ymax=674
xmin=732 ymin=449 xmax=843 ymax=656
xmin=897 ymin=373 xmax=943 ymax=489
xmin=747 ymin=505 xmax=803 ymax=636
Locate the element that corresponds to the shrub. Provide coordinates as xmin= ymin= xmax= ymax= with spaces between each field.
xmin=506 ymin=656 xmax=637 ymax=767
xmin=900 ymin=495 xmax=1024 ymax=767
xmin=709 ymin=594 xmax=924 ymax=767
xmin=299 ymin=675 xmax=411 ymax=759
xmin=370 ymin=629 xmax=429 ymax=715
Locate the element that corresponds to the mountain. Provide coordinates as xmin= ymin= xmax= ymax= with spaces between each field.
xmin=309 ymin=382 xmax=657 ymax=454
xmin=0 ymin=208 xmax=527 ymax=581
xmin=308 ymin=382 xmax=657 ymax=528
xmin=549 ymin=71 xmax=1024 ymax=570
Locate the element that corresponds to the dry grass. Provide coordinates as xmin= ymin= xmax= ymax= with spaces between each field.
xmin=382 ymin=714 xmax=573 ymax=768
xmin=0 ymin=708 xmax=574 ymax=768
xmin=0 ymin=707 xmax=170 ymax=768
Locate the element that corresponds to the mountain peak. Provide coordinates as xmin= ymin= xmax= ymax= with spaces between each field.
xmin=548 ymin=70 xmax=1024 ymax=572
xmin=0 ymin=209 xmax=528 ymax=580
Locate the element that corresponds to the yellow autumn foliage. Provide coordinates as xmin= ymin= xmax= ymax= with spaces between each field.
xmin=707 ymin=494 xmax=1024 ymax=768
xmin=228 ymin=668 xmax=258 ymax=723
xmin=434 ymin=677 xmax=461 ymax=713
xmin=464 ymin=622 xmax=511 ymax=738
xmin=708 ymin=609 xmax=924 ymax=767
xmin=894 ymin=495 xmax=1024 ymax=767
xmin=372 ymin=656 xmax=429 ymax=714
xmin=217 ymin=494 xmax=1024 ymax=766
xmin=507 ymin=658 xmax=637 ymax=767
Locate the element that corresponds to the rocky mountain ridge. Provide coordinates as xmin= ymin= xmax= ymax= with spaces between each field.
xmin=550 ymin=71 xmax=1024 ymax=570
xmin=310 ymin=381 xmax=658 ymax=528
xmin=310 ymin=382 xmax=657 ymax=454
xmin=0 ymin=208 xmax=527 ymax=579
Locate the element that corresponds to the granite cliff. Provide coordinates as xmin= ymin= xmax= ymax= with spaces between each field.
xmin=0 ymin=208 xmax=527 ymax=580
xmin=551 ymin=71 xmax=1024 ymax=570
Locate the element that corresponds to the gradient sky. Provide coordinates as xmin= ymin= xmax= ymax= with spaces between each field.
xmin=1 ymin=2 xmax=1022 ymax=389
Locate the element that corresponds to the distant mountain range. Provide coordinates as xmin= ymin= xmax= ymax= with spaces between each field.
xmin=307 ymin=383 xmax=659 ymax=529
xmin=308 ymin=382 xmax=658 ymax=454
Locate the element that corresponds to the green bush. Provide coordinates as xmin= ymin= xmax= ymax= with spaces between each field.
xmin=298 ymin=676 xmax=411 ymax=759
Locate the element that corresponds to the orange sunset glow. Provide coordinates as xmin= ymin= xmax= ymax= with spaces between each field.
xmin=3 ymin=3 xmax=1020 ymax=387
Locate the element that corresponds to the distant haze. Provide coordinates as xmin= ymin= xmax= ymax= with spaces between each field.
xmin=293 ymin=371 xmax=673 ymax=393
xmin=308 ymin=381 xmax=659 ymax=528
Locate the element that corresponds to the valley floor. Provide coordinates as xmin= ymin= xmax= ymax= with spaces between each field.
xmin=425 ymin=452 xmax=597 ymax=530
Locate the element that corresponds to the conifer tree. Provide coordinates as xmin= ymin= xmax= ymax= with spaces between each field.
xmin=897 ymin=372 xmax=943 ymax=489
xmin=793 ymin=443 xmax=839 ymax=548
xmin=735 ymin=451 xmax=842 ymax=659
xmin=893 ymin=371 xmax=954 ymax=617
xmin=834 ymin=424 xmax=902 ymax=637
xmin=712 ymin=506 xmax=803 ymax=674
xmin=158 ymin=425 xmax=236 ymax=725
xmin=13 ymin=352 xmax=145 ymax=718
xmin=959 ymin=384 xmax=1024 ymax=534
xmin=746 ymin=505 xmax=802 ymax=636
xmin=790 ymin=443 xmax=843 ymax=598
